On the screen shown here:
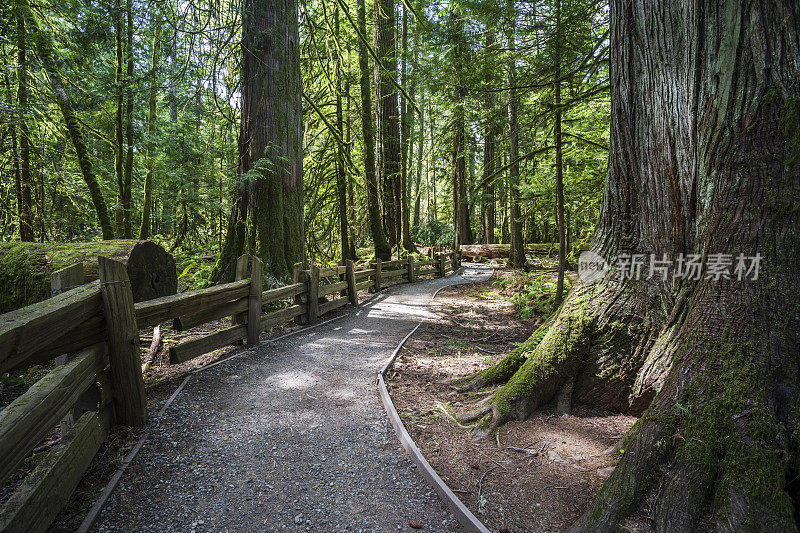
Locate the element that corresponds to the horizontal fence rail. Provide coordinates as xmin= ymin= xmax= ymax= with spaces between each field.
xmin=0 ymin=249 xmax=460 ymax=532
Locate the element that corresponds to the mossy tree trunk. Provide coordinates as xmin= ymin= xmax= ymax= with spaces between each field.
xmin=357 ymin=0 xmax=391 ymax=261
xmin=459 ymin=1 xmax=800 ymax=530
xmin=374 ymin=0 xmax=401 ymax=248
xmin=215 ymin=0 xmax=304 ymax=281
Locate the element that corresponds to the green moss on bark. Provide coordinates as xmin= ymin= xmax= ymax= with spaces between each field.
xmin=779 ymin=96 xmax=800 ymax=169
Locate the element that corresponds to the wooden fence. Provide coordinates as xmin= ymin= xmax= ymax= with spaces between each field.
xmin=0 ymin=249 xmax=460 ymax=532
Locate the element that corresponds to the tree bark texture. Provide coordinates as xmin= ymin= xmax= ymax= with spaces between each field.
xmin=216 ymin=0 xmax=304 ymax=280
xmin=459 ymin=1 xmax=800 ymax=530
xmin=375 ymin=0 xmax=401 ymax=248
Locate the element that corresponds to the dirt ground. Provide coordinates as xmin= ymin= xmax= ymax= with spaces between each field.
xmin=386 ymin=266 xmax=637 ymax=532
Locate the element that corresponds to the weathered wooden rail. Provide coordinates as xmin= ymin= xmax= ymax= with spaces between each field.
xmin=0 ymin=249 xmax=460 ymax=532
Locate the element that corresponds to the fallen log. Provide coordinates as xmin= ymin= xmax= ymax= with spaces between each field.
xmin=459 ymin=243 xmax=574 ymax=260
xmin=0 ymin=240 xmax=177 ymax=313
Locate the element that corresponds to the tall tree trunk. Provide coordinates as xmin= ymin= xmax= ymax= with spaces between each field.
xmin=553 ymin=0 xmax=566 ymax=304
xmin=374 ymin=0 xmax=401 ymax=249
xmin=20 ymin=0 xmax=114 ymax=239
xmin=506 ymin=1 xmax=525 ymax=268
xmin=215 ymin=0 xmax=304 ymax=280
xmin=399 ymin=6 xmax=415 ymax=252
xmin=334 ymin=2 xmax=351 ymax=261
xmin=450 ymin=8 xmax=472 ymax=248
xmin=357 ymin=0 xmax=391 ymax=260
xmin=459 ymin=1 xmax=800 ymax=530
xmin=114 ymin=0 xmax=125 ymax=237
xmin=15 ymin=11 xmax=34 ymax=242
xmin=412 ymin=90 xmax=424 ymax=228
xmin=140 ymin=23 xmax=161 ymax=239
xmin=122 ymin=0 xmax=135 ymax=238
xmin=482 ymin=32 xmax=497 ymax=245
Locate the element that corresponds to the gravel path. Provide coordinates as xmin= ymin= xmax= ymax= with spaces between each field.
xmin=93 ymin=263 xmax=493 ymax=533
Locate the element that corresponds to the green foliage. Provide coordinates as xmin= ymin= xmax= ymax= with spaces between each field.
xmin=494 ymin=271 xmax=573 ymax=318
xmin=411 ymin=220 xmax=454 ymax=247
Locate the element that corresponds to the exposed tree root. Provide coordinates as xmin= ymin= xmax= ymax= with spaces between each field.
xmin=451 ymin=316 xmax=554 ymax=392
xmin=453 ymin=275 xmax=800 ymax=528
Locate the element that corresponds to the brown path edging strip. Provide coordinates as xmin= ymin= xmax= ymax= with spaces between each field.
xmin=377 ymin=274 xmax=492 ymax=533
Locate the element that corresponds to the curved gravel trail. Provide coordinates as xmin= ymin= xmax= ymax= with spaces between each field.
xmin=92 ymin=263 xmax=493 ymax=533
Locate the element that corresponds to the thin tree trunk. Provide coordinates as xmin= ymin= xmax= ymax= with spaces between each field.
xmin=553 ymin=0 xmax=566 ymax=304
xmin=114 ymin=0 xmax=124 ymax=237
xmin=15 ymin=11 xmax=34 ymax=242
xmin=140 ymin=22 xmax=161 ymax=239
xmin=413 ymin=90 xmax=424 ymax=227
xmin=482 ymin=31 xmax=497 ymax=245
xmin=399 ymin=6 xmax=415 ymax=252
xmin=20 ymin=0 xmax=114 ymax=239
xmin=507 ymin=0 xmax=525 ymax=268
xmin=359 ymin=0 xmax=391 ymax=260
xmin=122 ymin=0 xmax=135 ymax=238
xmin=335 ymin=2 xmax=351 ymax=260
xmin=450 ymin=8 xmax=472 ymax=248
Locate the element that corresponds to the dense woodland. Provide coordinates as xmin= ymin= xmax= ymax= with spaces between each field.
xmin=3 ymin=0 xmax=800 ymax=530
xmin=0 ymin=0 xmax=609 ymax=283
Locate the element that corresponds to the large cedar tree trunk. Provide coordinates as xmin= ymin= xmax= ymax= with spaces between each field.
xmin=375 ymin=0 xmax=401 ymax=248
xmin=216 ymin=0 xmax=304 ymax=280
xmin=458 ymin=1 xmax=800 ymax=530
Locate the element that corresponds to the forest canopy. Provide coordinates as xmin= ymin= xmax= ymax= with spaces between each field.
xmin=0 ymin=0 xmax=610 ymax=282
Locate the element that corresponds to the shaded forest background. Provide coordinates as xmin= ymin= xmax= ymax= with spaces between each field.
xmin=0 ymin=0 xmax=609 ymax=283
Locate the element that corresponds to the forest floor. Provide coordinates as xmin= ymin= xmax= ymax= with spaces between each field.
xmin=386 ymin=266 xmax=637 ymax=532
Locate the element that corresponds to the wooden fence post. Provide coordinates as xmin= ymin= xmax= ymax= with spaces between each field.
xmin=438 ymin=253 xmax=446 ymax=277
xmin=407 ymin=256 xmax=415 ymax=283
xmin=246 ymin=256 xmax=263 ymax=345
xmin=231 ymin=254 xmax=262 ymax=345
xmin=308 ymin=264 xmax=320 ymax=324
xmin=373 ymin=258 xmax=382 ymax=292
xmin=98 ymin=256 xmax=147 ymax=427
xmin=51 ymin=263 xmax=84 ymax=297
xmin=293 ymin=263 xmax=308 ymax=325
xmin=345 ymin=260 xmax=357 ymax=306
xmin=451 ymin=251 xmax=459 ymax=272
xmin=51 ymin=264 xmax=85 ymax=435
xmin=231 ymin=255 xmax=248 ymax=344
